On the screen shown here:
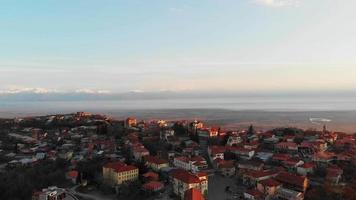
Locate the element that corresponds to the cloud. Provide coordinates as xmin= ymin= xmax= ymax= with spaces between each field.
xmin=253 ymin=0 xmax=300 ymax=7
xmin=0 ymin=86 xmax=60 ymax=94
xmin=0 ymin=86 xmax=111 ymax=94
xmin=75 ymin=89 xmax=111 ymax=94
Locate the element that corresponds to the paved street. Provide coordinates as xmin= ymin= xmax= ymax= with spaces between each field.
xmin=208 ymin=175 xmax=239 ymax=200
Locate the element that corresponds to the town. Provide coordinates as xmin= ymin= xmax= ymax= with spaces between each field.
xmin=0 ymin=112 xmax=356 ymax=200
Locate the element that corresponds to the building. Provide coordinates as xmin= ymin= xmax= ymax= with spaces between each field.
xmin=237 ymin=160 xmax=264 ymax=174
xmin=257 ymin=179 xmax=282 ymax=196
xmin=275 ymin=172 xmax=308 ymax=193
xmin=174 ymin=156 xmax=208 ymax=173
xmin=242 ymin=170 xmax=279 ymax=187
xmin=189 ymin=121 xmax=204 ymax=133
xmin=170 ymin=169 xmax=208 ymax=200
xmin=102 ymin=161 xmax=139 ymax=185
xmin=208 ymin=146 xmax=225 ymax=163
xmin=132 ymin=146 xmax=150 ymax=161
xmin=275 ymin=187 xmax=304 ymax=200
xmin=145 ymin=155 xmax=169 ymax=171
xmin=184 ymin=188 xmax=205 ymax=200
xmin=312 ymin=151 xmax=335 ymax=167
xmin=66 ymin=170 xmax=78 ymax=184
xmin=174 ymin=156 xmax=191 ymax=171
xmin=226 ymin=134 xmax=243 ymax=146
xmin=142 ymin=171 xmax=160 ymax=182
xmin=275 ymin=142 xmax=298 ymax=152
xmin=227 ymin=146 xmax=255 ymax=160
xmin=297 ymin=163 xmax=315 ymax=176
xmin=142 ymin=181 xmax=164 ymax=192
xmin=217 ymin=160 xmax=235 ymax=177
xmin=125 ymin=117 xmax=137 ymax=128
xmin=197 ymin=128 xmax=219 ymax=138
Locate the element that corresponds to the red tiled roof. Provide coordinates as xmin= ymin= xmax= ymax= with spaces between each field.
xmin=170 ymin=169 xmax=201 ymax=184
xmin=283 ymin=158 xmax=302 ymax=166
xmin=245 ymin=170 xmax=278 ymax=179
xmin=272 ymin=153 xmax=291 ymax=161
xmin=313 ymin=151 xmax=335 ymax=160
xmin=115 ymin=165 xmax=138 ymax=173
xmin=275 ymin=172 xmax=306 ymax=188
xmin=190 ymin=156 xmax=206 ymax=162
xmin=184 ymin=188 xmax=205 ymax=200
xmin=196 ymin=172 xmax=208 ymax=179
xmin=143 ymin=171 xmax=159 ymax=178
xmin=275 ymin=142 xmax=298 ymax=149
xmin=259 ymin=179 xmax=281 ymax=187
xmin=104 ymin=161 xmax=138 ymax=173
xmin=145 ymin=155 xmax=168 ymax=165
xmin=143 ymin=181 xmax=164 ymax=191
xmin=300 ymin=162 xmax=315 ymax=169
xmin=67 ymin=170 xmax=78 ymax=178
xmin=103 ymin=161 xmax=126 ymax=170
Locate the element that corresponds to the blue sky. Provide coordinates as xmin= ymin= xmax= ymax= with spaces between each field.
xmin=1 ymin=0 xmax=356 ymax=93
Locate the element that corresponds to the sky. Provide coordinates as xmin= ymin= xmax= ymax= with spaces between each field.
xmin=1 ymin=0 xmax=356 ymax=94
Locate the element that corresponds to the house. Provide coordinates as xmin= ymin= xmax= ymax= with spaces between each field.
xmin=217 ymin=160 xmax=235 ymax=177
xmin=257 ymin=178 xmax=282 ymax=196
xmin=255 ymin=152 xmax=274 ymax=162
xmin=189 ymin=120 xmax=204 ymax=133
xmin=66 ymin=170 xmax=79 ymax=184
xmin=174 ymin=156 xmax=191 ymax=171
xmin=312 ymin=151 xmax=335 ymax=167
xmin=227 ymin=146 xmax=255 ymax=160
xmin=226 ymin=134 xmax=243 ymax=146
xmin=132 ymin=146 xmax=150 ymax=161
xmin=312 ymin=140 xmax=328 ymax=152
xmin=242 ymin=170 xmax=279 ymax=187
xmin=161 ymin=129 xmax=175 ymax=140
xmin=275 ymin=142 xmax=298 ymax=152
xmin=244 ymin=189 xmax=264 ymax=200
xmin=102 ymin=161 xmax=139 ymax=185
xmin=208 ymin=146 xmax=225 ymax=163
xmin=297 ymin=163 xmax=315 ymax=176
xmin=142 ymin=181 xmax=164 ymax=192
xmin=143 ymin=171 xmax=160 ymax=182
xmin=170 ymin=169 xmax=208 ymax=200
xmin=145 ymin=155 xmax=169 ymax=172
xmin=272 ymin=153 xmax=292 ymax=163
xmin=275 ymin=172 xmax=308 ymax=193
xmin=184 ymin=188 xmax=205 ymax=200
xmin=174 ymin=156 xmax=208 ymax=173
xmin=237 ymin=160 xmax=264 ymax=174
xmin=283 ymin=158 xmax=304 ymax=172
xmin=197 ymin=128 xmax=219 ymax=138
xmin=190 ymin=159 xmax=208 ymax=173
xmin=244 ymin=140 xmax=260 ymax=150
xmin=275 ymin=187 xmax=304 ymax=200
xmin=125 ymin=117 xmax=137 ymax=128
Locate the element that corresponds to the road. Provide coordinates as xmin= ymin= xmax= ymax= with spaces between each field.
xmin=208 ymin=174 xmax=241 ymax=200
xmin=68 ymin=185 xmax=115 ymax=200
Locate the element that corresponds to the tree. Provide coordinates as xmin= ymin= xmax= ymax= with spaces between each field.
xmin=247 ymin=125 xmax=255 ymax=136
xmin=173 ymin=123 xmax=188 ymax=136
